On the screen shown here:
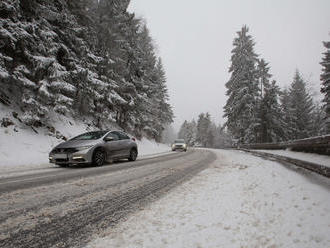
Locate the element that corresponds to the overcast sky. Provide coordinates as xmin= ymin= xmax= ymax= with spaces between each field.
xmin=128 ymin=0 xmax=330 ymax=130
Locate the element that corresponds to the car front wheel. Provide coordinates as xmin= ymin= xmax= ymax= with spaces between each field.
xmin=93 ymin=149 xmax=105 ymax=166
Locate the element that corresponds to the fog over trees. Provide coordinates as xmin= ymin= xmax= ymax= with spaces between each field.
xmin=178 ymin=113 xmax=232 ymax=148
xmin=0 ymin=0 xmax=173 ymax=141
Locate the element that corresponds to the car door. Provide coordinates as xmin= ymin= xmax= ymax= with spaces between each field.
xmin=117 ymin=131 xmax=131 ymax=157
xmin=103 ymin=132 xmax=121 ymax=159
xmin=111 ymin=131 xmax=130 ymax=157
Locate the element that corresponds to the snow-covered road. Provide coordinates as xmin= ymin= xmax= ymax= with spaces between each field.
xmin=86 ymin=149 xmax=330 ymax=248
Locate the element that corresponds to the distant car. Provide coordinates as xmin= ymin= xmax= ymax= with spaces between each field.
xmin=49 ymin=130 xmax=138 ymax=167
xmin=171 ymin=139 xmax=187 ymax=152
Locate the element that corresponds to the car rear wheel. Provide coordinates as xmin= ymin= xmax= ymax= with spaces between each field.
xmin=128 ymin=149 xmax=137 ymax=161
xmin=93 ymin=149 xmax=105 ymax=166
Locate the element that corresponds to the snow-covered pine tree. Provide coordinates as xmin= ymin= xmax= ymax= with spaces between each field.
xmin=224 ymin=26 xmax=260 ymax=144
xmin=0 ymin=0 xmax=173 ymax=139
xmin=196 ymin=112 xmax=212 ymax=147
xmin=280 ymin=88 xmax=292 ymax=140
xmin=178 ymin=120 xmax=189 ymax=140
xmin=256 ymin=58 xmax=272 ymax=142
xmin=95 ymin=0 xmax=136 ymax=128
xmin=213 ymin=124 xmax=233 ymax=148
xmin=287 ymin=70 xmax=314 ymax=139
xmin=180 ymin=115 xmax=233 ymax=148
xmin=310 ymin=101 xmax=326 ymax=136
xmin=261 ymin=80 xmax=286 ymax=142
xmin=187 ymin=120 xmax=197 ymax=146
xmin=150 ymin=58 xmax=174 ymax=140
xmin=178 ymin=120 xmax=197 ymax=146
xmin=257 ymin=59 xmax=271 ymax=98
xmin=320 ymin=41 xmax=330 ymax=134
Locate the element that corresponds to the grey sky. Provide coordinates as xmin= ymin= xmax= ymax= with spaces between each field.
xmin=128 ymin=0 xmax=330 ymax=130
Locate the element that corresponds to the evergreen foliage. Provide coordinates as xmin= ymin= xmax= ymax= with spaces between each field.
xmin=224 ymin=26 xmax=260 ymax=143
xmin=261 ymin=80 xmax=286 ymax=142
xmin=223 ymin=26 xmax=322 ymax=144
xmin=0 ymin=0 xmax=173 ymax=140
xmin=257 ymin=58 xmax=271 ymax=142
xmin=320 ymin=41 xmax=330 ymax=134
xmin=310 ymin=102 xmax=326 ymax=136
xmin=178 ymin=120 xmax=197 ymax=146
xmin=178 ymin=113 xmax=232 ymax=148
xmin=286 ymin=71 xmax=314 ymax=140
xmin=196 ymin=113 xmax=213 ymax=147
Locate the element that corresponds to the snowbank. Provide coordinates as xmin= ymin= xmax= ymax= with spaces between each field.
xmin=136 ymin=138 xmax=170 ymax=156
xmin=86 ymin=149 xmax=330 ymax=248
xmin=257 ymin=149 xmax=330 ymax=167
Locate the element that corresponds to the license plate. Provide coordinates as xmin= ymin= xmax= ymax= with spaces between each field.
xmin=53 ymin=154 xmax=68 ymax=159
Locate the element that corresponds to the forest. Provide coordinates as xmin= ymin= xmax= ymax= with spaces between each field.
xmin=0 ymin=0 xmax=173 ymax=141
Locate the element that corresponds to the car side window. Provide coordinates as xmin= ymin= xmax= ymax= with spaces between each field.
xmin=106 ymin=132 xmax=120 ymax=141
xmin=118 ymin=132 xmax=130 ymax=140
xmin=111 ymin=131 xmax=129 ymax=140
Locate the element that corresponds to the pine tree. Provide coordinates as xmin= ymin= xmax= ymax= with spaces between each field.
xmin=280 ymin=88 xmax=292 ymax=140
xmin=186 ymin=120 xmax=197 ymax=146
xmin=320 ymin=41 xmax=330 ymax=134
xmin=178 ymin=120 xmax=197 ymax=146
xmin=261 ymin=80 xmax=286 ymax=142
xmin=257 ymin=59 xmax=272 ymax=98
xmin=178 ymin=121 xmax=189 ymax=140
xmin=0 ymin=0 xmax=174 ymax=139
xmin=146 ymin=58 xmax=174 ymax=140
xmin=256 ymin=58 xmax=272 ymax=142
xmin=310 ymin=102 xmax=326 ymax=136
xmin=196 ymin=112 xmax=212 ymax=147
xmin=224 ymin=26 xmax=259 ymax=143
xmin=287 ymin=70 xmax=314 ymax=139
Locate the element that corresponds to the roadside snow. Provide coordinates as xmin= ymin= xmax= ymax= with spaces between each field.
xmin=86 ymin=149 xmax=330 ymax=248
xmin=257 ymin=149 xmax=330 ymax=167
xmin=136 ymin=138 xmax=170 ymax=156
xmin=0 ymin=105 xmax=170 ymax=174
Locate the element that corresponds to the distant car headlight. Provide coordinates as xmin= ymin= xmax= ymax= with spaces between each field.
xmin=76 ymin=145 xmax=93 ymax=151
xmin=171 ymin=144 xmax=175 ymax=148
xmin=183 ymin=144 xmax=187 ymax=148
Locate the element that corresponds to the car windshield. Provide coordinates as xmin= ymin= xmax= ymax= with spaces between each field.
xmin=71 ymin=131 xmax=108 ymax=140
xmin=174 ymin=139 xmax=185 ymax=143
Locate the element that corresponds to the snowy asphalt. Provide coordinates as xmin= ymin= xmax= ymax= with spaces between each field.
xmin=0 ymin=149 xmax=216 ymax=248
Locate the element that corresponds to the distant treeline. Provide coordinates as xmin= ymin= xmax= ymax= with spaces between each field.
xmin=178 ymin=113 xmax=232 ymax=148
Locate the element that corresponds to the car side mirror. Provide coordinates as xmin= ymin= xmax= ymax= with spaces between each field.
xmin=104 ymin=136 xmax=115 ymax=142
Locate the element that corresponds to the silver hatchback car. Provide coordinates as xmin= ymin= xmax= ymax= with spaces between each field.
xmin=49 ymin=130 xmax=138 ymax=167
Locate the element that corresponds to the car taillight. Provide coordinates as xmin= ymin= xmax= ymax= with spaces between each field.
xmin=132 ymin=137 xmax=136 ymax=142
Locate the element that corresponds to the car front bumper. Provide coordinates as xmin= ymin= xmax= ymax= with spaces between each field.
xmin=49 ymin=149 xmax=94 ymax=165
xmin=172 ymin=145 xmax=187 ymax=151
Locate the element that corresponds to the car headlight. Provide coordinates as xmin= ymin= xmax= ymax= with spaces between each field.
xmin=183 ymin=144 xmax=187 ymax=148
xmin=76 ymin=145 xmax=93 ymax=151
